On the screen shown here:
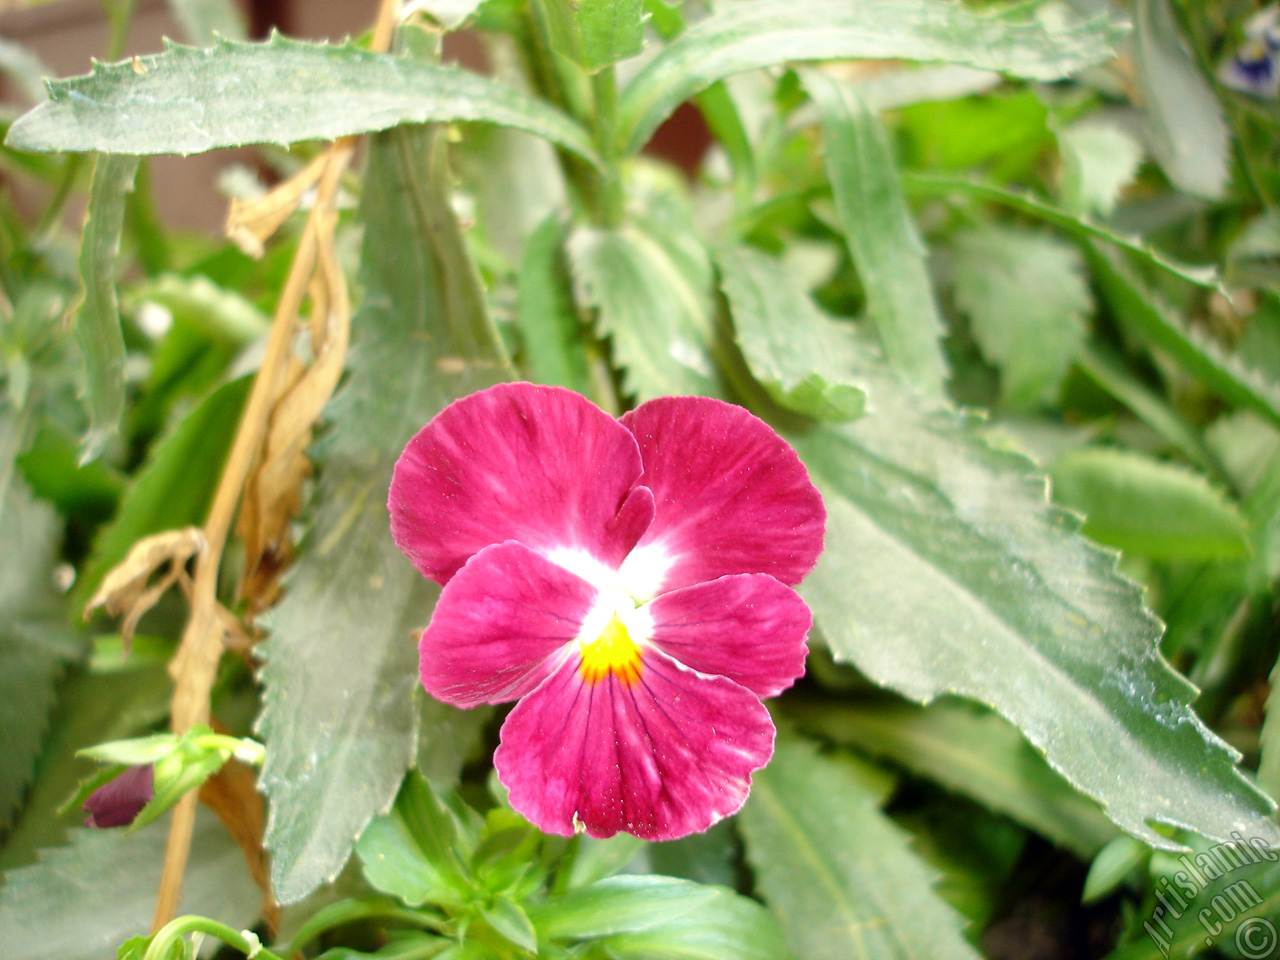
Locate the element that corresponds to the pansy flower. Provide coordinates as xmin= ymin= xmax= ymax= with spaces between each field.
xmin=389 ymin=383 xmax=824 ymax=841
xmin=1220 ymin=4 xmax=1280 ymax=98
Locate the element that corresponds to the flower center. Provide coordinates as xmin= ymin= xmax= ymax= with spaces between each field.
xmin=579 ymin=612 xmax=643 ymax=687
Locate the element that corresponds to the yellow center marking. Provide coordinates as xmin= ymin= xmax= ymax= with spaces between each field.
xmin=579 ymin=613 xmax=643 ymax=686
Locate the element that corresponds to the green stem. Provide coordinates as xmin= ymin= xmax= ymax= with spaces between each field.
xmin=520 ymin=5 xmax=603 ymax=220
xmin=280 ymin=897 xmax=447 ymax=956
xmin=590 ymin=68 xmax=624 ymax=226
xmin=104 ymin=0 xmax=139 ymax=59
xmin=145 ymin=917 xmax=282 ymax=960
xmin=35 ymin=0 xmax=138 ymax=246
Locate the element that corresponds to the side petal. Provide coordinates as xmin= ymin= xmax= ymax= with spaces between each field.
xmin=647 ymin=574 xmax=811 ymax=698
xmin=620 ymin=396 xmax=825 ymax=594
xmin=390 ymin=383 xmax=648 ymax=584
xmin=495 ymin=651 xmax=774 ymax=841
xmin=420 ymin=541 xmax=594 ymax=707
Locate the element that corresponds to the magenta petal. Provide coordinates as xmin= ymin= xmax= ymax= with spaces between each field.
xmin=84 ymin=764 xmax=154 ymax=828
xmin=647 ymin=574 xmax=811 ymax=698
xmin=621 ymin=397 xmax=825 ymax=593
xmin=495 ymin=651 xmax=775 ymax=841
xmin=420 ymin=542 xmax=593 ymax=707
xmin=390 ymin=383 xmax=648 ymax=584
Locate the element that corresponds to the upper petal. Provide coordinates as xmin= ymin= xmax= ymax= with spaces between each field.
xmin=647 ymin=574 xmax=811 ymax=698
xmin=390 ymin=383 xmax=649 ymax=584
xmin=620 ymin=396 xmax=825 ymax=594
xmin=420 ymin=541 xmax=594 ymax=707
xmin=495 ymin=649 xmax=774 ymax=841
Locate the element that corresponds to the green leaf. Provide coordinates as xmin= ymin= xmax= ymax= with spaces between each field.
xmin=257 ymin=123 xmax=509 ymax=905
xmin=131 ymin=274 xmax=270 ymax=346
xmin=716 ymin=244 xmax=866 ymax=421
xmin=456 ymin=119 xmax=566 ymax=267
xmin=118 ymin=729 xmax=256 ymax=832
xmin=16 ymin=420 xmax=125 ymax=518
xmin=529 ymin=875 xmax=723 ymax=939
xmin=1051 ymin=447 xmax=1249 ymax=560
xmin=0 ymin=661 xmax=172 ymax=871
xmin=1087 ymin=244 xmax=1280 ymax=429
xmin=903 ymin=174 xmax=1220 ymax=290
xmin=576 ymin=0 xmax=645 ymax=71
xmin=5 ymin=35 xmax=600 ymax=166
xmin=75 ymin=376 xmax=250 ymax=609
xmin=73 ymin=154 xmax=138 ymax=463
xmin=645 ymin=820 xmax=739 ymax=888
xmin=324 ymin=126 xmax=510 ymax=454
xmin=516 ymin=215 xmax=591 ymax=394
xmin=528 ymin=874 xmax=789 ymax=959
xmin=1105 ymin=835 xmax=1280 ymax=960
xmin=899 ymin=89 xmax=1050 ymax=177
xmin=257 ymin=449 xmax=434 ymax=906
xmin=0 ymin=810 xmax=259 ymax=960
xmin=125 ymin=275 xmax=269 ymax=437
xmin=788 ymin=698 xmax=1116 ymax=858
xmin=1258 ymin=649 xmax=1280 ymax=805
xmin=78 ymin=732 xmax=178 ymax=766
xmin=951 ymin=225 xmax=1092 ymax=409
xmin=616 ymin=0 xmax=1126 ymax=153
xmin=597 ymin=892 xmax=790 ymax=960
xmin=567 ymin=196 xmax=719 ymax=400
xmin=738 ymin=733 xmax=981 ymax=960
xmin=355 ymin=773 xmax=470 ymax=908
xmin=1244 ymin=440 xmax=1280 ymax=595
xmin=1081 ymin=834 xmax=1148 ymax=903
xmin=788 ymin=346 xmax=1280 ymax=851
xmin=415 ymin=698 xmax=491 ymax=790
xmin=1074 ymin=343 xmax=1228 ymax=486
xmin=567 ymin=835 xmax=646 ymax=889
xmin=802 ymin=70 xmax=946 ymax=394
xmin=0 ymin=480 xmax=82 ymax=832
xmin=481 ymin=898 xmax=538 ymax=953
xmin=1056 ymin=119 xmax=1143 ymax=218
xmin=1134 ymin=0 xmax=1228 ymax=199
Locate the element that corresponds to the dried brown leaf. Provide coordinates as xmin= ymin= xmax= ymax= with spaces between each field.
xmin=199 ymin=754 xmax=277 ymax=929
xmin=237 ymin=202 xmax=351 ymax=610
xmin=85 ymin=528 xmax=205 ymax=649
xmin=225 ymin=155 xmax=328 ymax=259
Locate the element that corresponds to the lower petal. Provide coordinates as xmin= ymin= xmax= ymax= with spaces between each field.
xmin=495 ymin=651 xmax=774 ymax=841
xmin=647 ymin=574 xmax=811 ymax=698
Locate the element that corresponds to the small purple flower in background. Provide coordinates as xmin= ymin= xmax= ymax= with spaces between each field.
xmin=1220 ymin=4 xmax=1280 ymax=98
xmin=83 ymin=765 xmax=154 ymax=828
xmin=389 ymin=383 xmax=825 ymax=841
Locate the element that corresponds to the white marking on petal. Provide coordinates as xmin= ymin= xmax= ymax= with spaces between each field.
xmin=576 ymin=586 xmax=654 ymax=648
xmin=546 ymin=542 xmax=675 ymax=605
xmin=617 ymin=541 xmax=674 ymax=603
xmin=545 ymin=547 xmax=615 ymax=591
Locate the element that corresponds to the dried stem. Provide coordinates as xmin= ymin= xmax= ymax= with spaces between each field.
xmin=151 ymin=0 xmax=403 ymax=928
